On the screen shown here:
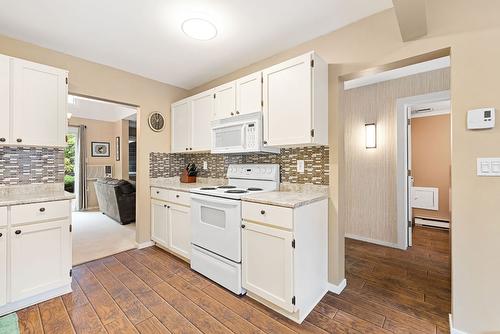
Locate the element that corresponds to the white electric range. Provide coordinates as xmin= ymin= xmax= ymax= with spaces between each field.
xmin=189 ymin=164 xmax=280 ymax=295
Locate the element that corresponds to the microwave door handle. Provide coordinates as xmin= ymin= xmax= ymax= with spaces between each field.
xmin=241 ymin=124 xmax=247 ymax=149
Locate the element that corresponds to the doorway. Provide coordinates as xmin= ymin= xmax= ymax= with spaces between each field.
xmin=67 ymin=94 xmax=139 ymax=265
xmin=397 ymin=90 xmax=451 ymax=248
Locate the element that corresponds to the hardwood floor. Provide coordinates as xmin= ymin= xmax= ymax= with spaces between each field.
xmin=17 ymin=226 xmax=450 ymax=333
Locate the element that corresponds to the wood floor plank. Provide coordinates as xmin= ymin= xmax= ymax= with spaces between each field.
xmin=305 ymin=311 xmax=360 ymax=334
xmin=152 ymin=281 xmax=233 ymax=334
xmin=86 ymin=259 xmax=153 ymax=324
xmin=134 ymin=289 xmax=201 ymax=334
xmin=62 ymin=279 xmax=89 ymax=311
xmin=136 ymin=317 xmax=172 ymax=334
xmin=17 ymin=305 xmax=44 ymax=334
xmin=383 ymin=318 xmax=430 ymax=334
xmin=333 ymin=310 xmax=391 ymax=334
xmin=322 ymin=293 xmax=385 ymax=326
xmin=104 ymin=316 xmax=139 ymax=334
xmin=72 ymin=265 xmax=125 ymax=325
xmin=38 ymin=297 xmax=74 ymax=334
xmin=166 ymin=274 xmax=264 ymax=334
xmin=66 ymin=304 xmax=106 ymax=334
xmin=114 ymin=252 xmax=163 ymax=287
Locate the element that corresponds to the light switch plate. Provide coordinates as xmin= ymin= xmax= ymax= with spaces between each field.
xmin=297 ymin=160 xmax=305 ymax=173
xmin=477 ymin=158 xmax=500 ymax=176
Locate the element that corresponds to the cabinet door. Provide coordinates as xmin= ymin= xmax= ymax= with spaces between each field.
xmin=263 ymin=53 xmax=312 ymax=146
xmin=0 ymin=227 xmax=6 ymax=306
xmin=168 ymin=203 xmax=191 ymax=259
xmin=10 ymin=220 xmax=70 ymax=302
xmin=236 ymin=72 xmax=262 ymax=116
xmin=0 ymin=55 xmax=10 ymax=145
xmin=242 ymin=222 xmax=294 ymax=312
xmin=214 ymin=82 xmax=236 ymax=119
xmin=171 ymin=99 xmax=191 ymax=153
xmin=151 ymin=199 xmax=169 ymax=247
xmin=12 ymin=59 xmax=68 ymax=147
xmin=190 ymin=90 xmax=214 ymax=152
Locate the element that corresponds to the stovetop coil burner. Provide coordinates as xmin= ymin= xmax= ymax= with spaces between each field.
xmin=218 ymin=185 xmax=237 ymax=189
xmin=247 ymin=188 xmax=263 ymax=191
xmin=200 ymin=187 xmax=216 ymax=190
xmin=225 ymin=189 xmax=248 ymax=194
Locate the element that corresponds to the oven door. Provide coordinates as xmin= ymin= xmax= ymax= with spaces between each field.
xmin=211 ymin=123 xmax=247 ymax=154
xmin=191 ymin=194 xmax=242 ymax=262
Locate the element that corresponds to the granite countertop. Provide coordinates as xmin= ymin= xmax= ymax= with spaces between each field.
xmin=0 ymin=184 xmax=75 ymax=207
xmin=241 ymin=190 xmax=328 ymax=209
xmin=150 ymin=177 xmax=226 ymax=192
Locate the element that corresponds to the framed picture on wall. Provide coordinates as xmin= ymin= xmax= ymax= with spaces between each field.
xmin=115 ymin=137 xmax=121 ymax=161
xmin=91 ymin=141 xmax=110 ymax=157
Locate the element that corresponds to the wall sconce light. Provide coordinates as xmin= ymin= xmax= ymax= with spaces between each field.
xmin=365 ymin=123 xmax=376 ymax=149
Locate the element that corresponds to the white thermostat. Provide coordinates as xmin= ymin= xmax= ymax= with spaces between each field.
xmin=467 ymin=108 xmax=495 ymax=129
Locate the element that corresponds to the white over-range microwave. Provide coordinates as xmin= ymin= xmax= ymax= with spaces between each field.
xmin=211 ymin=112 xmax=279 ymax=154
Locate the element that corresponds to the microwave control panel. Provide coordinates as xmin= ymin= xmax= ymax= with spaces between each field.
xmin=246 ymin=123 xmax=257 ymax=149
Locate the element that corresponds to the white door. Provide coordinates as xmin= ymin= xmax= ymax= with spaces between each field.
xmin=191 ymin=194 xmax=242 ymax=262
xmin=168 ymin=203 xmax=191 ymax=259
xmin=151 ymin=199 xmax=169 ymax=247
xmin=236 ymin=72 xmax=262 ymax=116
xmin=0 ymin=227 xmax=6 ymax=306
xmin=242 ymin=222 xmax=294 ymax=312
xmin=263 ymin=53 xmax=312 ymax=146
xmin=10 ymin=220 xmax=70 ymax=302
xmin=0 ymin=55 xmax=10 ymax=145
xmin=171 ymin=99 xmax=191 ymax=153
xmin=12 ymin=59 xmax=68 ymax=147
xmin=407 ymin=106 xmax=413 ymax=247
xmin=214 ymin=82 xmax=236 ymax=119
xmin=190 ymin=90 xmax=214 ymax=152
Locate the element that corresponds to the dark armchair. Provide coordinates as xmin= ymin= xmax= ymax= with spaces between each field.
xmin=94 ymin=178 xmax=136 ymax=224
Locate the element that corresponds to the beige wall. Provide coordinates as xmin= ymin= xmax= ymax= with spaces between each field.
xmin=341 ymin=68 xmax=450 ymax=245
xmin=0 ymin=34 xmax=188 ymax=246
xmin=412 ymin=114 xmax=451 ymax=221
xmin=189 ymin=2 xmax=500 ymax=331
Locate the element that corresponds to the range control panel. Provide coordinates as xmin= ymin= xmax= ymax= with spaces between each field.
xmin=226 ymin=164 xmax=280 ymax=181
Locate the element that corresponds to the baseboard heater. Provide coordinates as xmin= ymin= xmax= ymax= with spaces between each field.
xmin=415 ymin=217 xmax=450 ymax=229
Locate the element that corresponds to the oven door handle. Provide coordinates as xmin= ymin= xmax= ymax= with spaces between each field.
xmin=191 ymin=193 xmax=241 ymax=206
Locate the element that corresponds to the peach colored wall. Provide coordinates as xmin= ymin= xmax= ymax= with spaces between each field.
xmin=411 ymin=114 xmax=451 ymax=221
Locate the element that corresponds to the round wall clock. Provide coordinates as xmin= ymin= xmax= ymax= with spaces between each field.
xmin=148 ymin=112 xmax=165 ymax=132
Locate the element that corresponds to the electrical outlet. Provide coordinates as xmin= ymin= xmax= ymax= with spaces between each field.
xmin=297 ymin=160 xmax=305 ymax=173
xmin=203 ymin=161 xmax=208 ymax=170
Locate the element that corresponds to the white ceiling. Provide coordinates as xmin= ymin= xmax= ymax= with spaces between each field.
xmin=0 ymin=0 xmax=393 ymax=89
xmin=68 ymin=95 xmax=137 ymax=122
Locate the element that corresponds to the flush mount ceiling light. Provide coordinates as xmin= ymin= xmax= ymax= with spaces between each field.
xmin=182 ymin=18 xmax=217 ymax=40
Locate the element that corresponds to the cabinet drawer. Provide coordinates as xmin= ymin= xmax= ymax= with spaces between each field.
xmin=242 ymin=202 xmax=293 ymax=229
xmin=151 ymin=187 xmax=169 ymax=202
xmin=0 ymin=207 xmax=6 ymax=227
xmin=11 ymin=200 xmax=69 ymax=225
xmin=168 ymin=190 xmax=191 ymax=206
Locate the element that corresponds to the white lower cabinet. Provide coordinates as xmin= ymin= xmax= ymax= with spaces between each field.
xmin=151 ymin=199 xmax=169 ymax=246
xmin=10 ymin=220 xmax=70 ymax=302
xmin=241 ymin=199 xmax=328 ymax=323
xmin=0 ymin=227 xmax=6 ymax=307
xmin=168 ymin=203 xmax=191 ymax=259
xmin=0 ymin=200 xmax=72 ymax=316
xmin=151 ymin=188 xmax=191 ymax=260
xmin=242 ymin=222 xmax=294 ymax=312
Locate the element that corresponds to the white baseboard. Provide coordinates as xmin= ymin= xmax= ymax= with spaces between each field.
xmin=0 ymin=284 xmax=72 ymax=316
xmin=327 ymin=278 xmax=347 ymax=294
xmin=345 ymin=233 xmax=401 ymax=249
xmin=449 ymin=314 xmax=468 ymax=334
xmin=136 ymin=240 xmax=155 ymax=249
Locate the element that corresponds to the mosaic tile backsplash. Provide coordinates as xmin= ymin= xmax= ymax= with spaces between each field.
xmin=0 ymin=147 xmax=65 ymax=186
xmin=150 ymin=146 xmax=329 ymax=185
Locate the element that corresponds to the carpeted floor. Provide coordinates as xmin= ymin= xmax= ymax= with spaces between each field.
xmin=72 ymin=211 xmax=136 ymax=265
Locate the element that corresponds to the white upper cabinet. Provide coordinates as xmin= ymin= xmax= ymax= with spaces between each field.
xmin=11 ymin=58 xmax=68 ymax=147
xmin=236 ymin=72 xmax=262 ymax=116
xmin=171 ymin=98 xmax=191 ymax=153
xmin=0 ymin=55 xmax=9 ymax=145
xmin=190 ymin=90 xmax=214 ymax=152
xmin=263 ymin=52 xmax=328 ymax=147
xmin=213 ymin=82 xmax=236 ymax=120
